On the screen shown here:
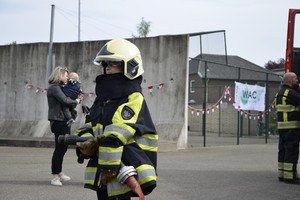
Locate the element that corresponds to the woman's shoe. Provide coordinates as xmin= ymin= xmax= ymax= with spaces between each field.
xmin=59 ymin=173 xmax=71 ymax=182
xmin=51 ymin=177 xmax=62 ymax=186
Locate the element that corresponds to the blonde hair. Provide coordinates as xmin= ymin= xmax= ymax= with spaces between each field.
xmin=48 ymin=66 xmax=69 ymax=84
xmin=69 ymin=72 xmax=79 ymax=81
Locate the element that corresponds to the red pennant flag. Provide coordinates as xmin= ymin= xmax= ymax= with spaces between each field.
xmin=158 ymin=83 xmax=164 ymax=89
xmin=36 ymin=87 xmax=41 ymax=93
xmin=148 ymin=86 xmax=153 ymax=94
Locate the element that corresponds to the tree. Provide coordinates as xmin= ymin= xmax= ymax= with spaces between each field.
xmin=264 ymin=58 xmax=285 ymax=70
xmin=9 ymin=41 xmax=17 ymax=45
xmin=132 ymin=17 xmax=151 ymax=38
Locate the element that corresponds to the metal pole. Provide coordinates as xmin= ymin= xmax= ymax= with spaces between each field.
xmin=248 ymin=110 xmax=251 ymax=136
xmin=47 ymin=4 xmax=55 ymax=83
xmin=202 ymin=61 xmax=207 ymax=147
xmin=78 ymin=0 xmax=81 ymax=41
xmin=223 ymin=31 xmax=228 ymax=65
xmin=218 ymin=86 xmax=221 ymax=137
xmin=265 ymin=73 xmax=269 ymax=144
xmin=240 ymin=111 xmax=243 ymax=137
xmin=199 ymin=35 xmax=203 ymax=59
xmin=237 ymin=67 xmax=241 ymax=145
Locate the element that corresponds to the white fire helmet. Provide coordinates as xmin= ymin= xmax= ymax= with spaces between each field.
xmin=93 ymin=38 xmax=144 ymax=80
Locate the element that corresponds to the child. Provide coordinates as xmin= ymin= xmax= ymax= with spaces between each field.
xmin=61 ymin=72 xmax=82 ymax=126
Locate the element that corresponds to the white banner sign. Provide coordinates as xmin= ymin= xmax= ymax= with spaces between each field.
xmin=234 ymin=82 xmax=266 ymax=111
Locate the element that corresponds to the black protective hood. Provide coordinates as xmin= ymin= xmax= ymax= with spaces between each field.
xmin=95 ymin=73 xmax=142 ymax=101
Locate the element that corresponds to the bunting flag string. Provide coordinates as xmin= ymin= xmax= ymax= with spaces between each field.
xmin=239 ymin=100 xmax=275 ymax=121
xmin=142 ymin=82 xmax=165 ymax=94
xmin=25 ymin=81 xmax=166 ymax=96
xmin=188 ymin=85 xmax=276 ymax=121
xmin=189 ymin=86 xmax=232 ymax=117
xmin=25 ymin=84 xmax=96 ymax=97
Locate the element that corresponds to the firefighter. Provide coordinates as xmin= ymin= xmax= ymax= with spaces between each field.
xmin=275 ymin=72 xmax=300 ymax=184
xmin=74 ymin=38 xmax=158 ymax=199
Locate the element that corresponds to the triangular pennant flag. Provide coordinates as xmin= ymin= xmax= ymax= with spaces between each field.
xmin=225 ymin=87 xmax=231 ymax=94
xmin=158 ymin=83 xmax=164 ymax=89
xmin=27 ymin=84 xmax=34 ymax=89
xmin=148 ymin=86 xmax=153 ymax=94
xmin=36 ymin=87 xmax=41 ymax=93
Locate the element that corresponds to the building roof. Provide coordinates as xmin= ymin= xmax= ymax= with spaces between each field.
xmin=189 ymin=54 xmax=282 ymax=82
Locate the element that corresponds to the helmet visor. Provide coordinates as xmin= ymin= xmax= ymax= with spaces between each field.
xmin=93 ymin=44 xmax=122 ymax=65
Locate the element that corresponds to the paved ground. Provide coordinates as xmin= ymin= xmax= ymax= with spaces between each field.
xmin=1 ymin=133 xmax=300 ymax=200
xmin=188 ymin=131 xmax=279 ymax=147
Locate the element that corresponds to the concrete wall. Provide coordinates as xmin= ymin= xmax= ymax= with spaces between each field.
xmin=0 ymin=35 xmax=189 ymax=149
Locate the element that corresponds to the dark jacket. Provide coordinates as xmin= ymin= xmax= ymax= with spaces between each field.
xmin=47 ymin=83 xmax=78 ymax=121
xmin=75 ymin=74 xmax=158 ymax=199
xmin=275 ymin=84 xmax=300 ymax=130
xmin=61 ymin=79 xmax=82 ymax=99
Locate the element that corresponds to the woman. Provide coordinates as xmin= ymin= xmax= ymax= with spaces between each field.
xmin=47 ymin=66 xmax=82 ymax=186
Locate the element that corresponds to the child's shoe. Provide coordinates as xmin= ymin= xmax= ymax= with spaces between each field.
xmin=67 ymin=119 xmax=75 ymax=127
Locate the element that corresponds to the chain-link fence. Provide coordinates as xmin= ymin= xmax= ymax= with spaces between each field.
xmin=188 ymin=58 xmax=282 ymax=146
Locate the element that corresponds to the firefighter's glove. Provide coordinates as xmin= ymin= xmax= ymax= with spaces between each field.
xmin=101 ymin=172 xmax=118 ymax=185
xmin=82 ymin=105 xmax=90 ymax=114
xmin=76 ymin=136 xmax=104 ymax=156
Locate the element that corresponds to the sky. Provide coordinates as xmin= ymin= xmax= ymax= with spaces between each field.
xmin=0 ymin=0 xmax=299 ymax=67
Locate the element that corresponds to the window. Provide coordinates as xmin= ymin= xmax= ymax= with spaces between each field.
xmin=188 ymin=99 xmax=196 ymax=104
xmin=190 ymin=80 xmax=195 ymax=93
